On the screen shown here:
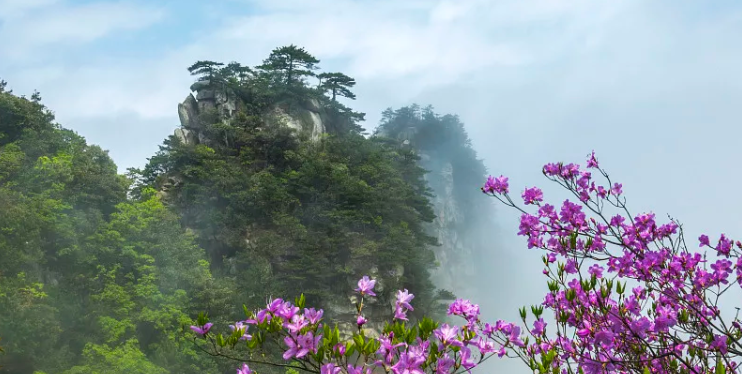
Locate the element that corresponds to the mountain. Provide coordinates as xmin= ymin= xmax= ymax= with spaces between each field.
xmin=0 ymin=45 xmax=494 ymax=373
xmin=0 ymin=79 xmax=223 ymax=373
xmin=374 ymin=105 xmax=496 ymax=298
xmin=135 ymin=47 xmax=445 ymax=337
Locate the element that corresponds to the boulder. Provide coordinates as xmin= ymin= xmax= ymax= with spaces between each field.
xmin=177 ymin=93 xmax=199 ymax=129
xmin=174 ymin=128 xmax=195 ymax=145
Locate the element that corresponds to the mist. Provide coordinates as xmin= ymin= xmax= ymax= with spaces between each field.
xmin=2 ymin=0 xmax=742 ymax=373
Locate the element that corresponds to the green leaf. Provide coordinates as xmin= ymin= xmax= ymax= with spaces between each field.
xmin=345 ymin=343 xmax=356 ymax=357
xmin=717 ymin=357 xmax=726 ymax=374
xmin=570 ymin=232 xmax=578 ymax=249
xmin=406 ymin=327 xmax=418 ymax=344
xmin=364 ymin=338 xmax=375 ymax=352
xmin=353 ymin=335 xmax=365 ymax=353
xmin=294 ymin=293 xmax=306 ymax=309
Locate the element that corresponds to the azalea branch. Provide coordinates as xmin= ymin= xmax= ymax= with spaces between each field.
xmin=191 ymin=336 xmax=318 ymax=373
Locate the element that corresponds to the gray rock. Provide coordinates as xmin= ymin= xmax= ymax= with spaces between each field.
xmin=174 ymin=128 xmax=195 ymax=145
xmin=177 ymin=93 xmax=199 ymax=129
xmin=306 ymin=98 xmax=322 ymax=112
xmin=308 ymin=111 xmax=325 ymax=142
xmin=265 ymin=106 xmax=326 ymax=142
xmin=190 ymin=80 xmax=211 ymax=92
xmin=267 ymin=107 xmax=303 ymax=132
xmin=196 ymin=89 xmax=216 ymax=101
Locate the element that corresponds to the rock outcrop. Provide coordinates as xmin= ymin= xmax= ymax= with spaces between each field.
xmin=376 ymin=122 xmax=490 ymax=299
xmin=174 ymin=82 xmax=327 ymax=146
xmin=168 ymin=82 xmax=390 ymax=337
xmin=264 ymin=101 xmax=326 ymax=142
xmin=420 ymin=156 xmax=476 ymax=293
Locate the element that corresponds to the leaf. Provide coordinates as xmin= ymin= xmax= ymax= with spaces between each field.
xmin=345 ymin=343 xmax=356 ymax=358
xmin=364 ymin=338 xmax=375 ymax=352
xmin=716 ymin=357 xmax=726 ymax=374
xmin=294 ymin=293 xmax=306 ymax=309
xmin=353 ymin=335 xmax=365 ymax=352
xmin=570 ymin=232 xmax=578 ymax=249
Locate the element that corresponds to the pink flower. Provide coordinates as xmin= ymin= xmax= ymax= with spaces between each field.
xmin=236 ymin=363 xmax=251 ymax=374
xmin=483 ymin=175 xmax=509 ymax=194
xmin=355 ymin=276 xmax=376 ymax=296
xmin=190 ymin=322 xmax=213 ymax=336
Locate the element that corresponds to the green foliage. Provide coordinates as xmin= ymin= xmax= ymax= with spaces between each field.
xmin=0 ymin=84 xmax=55 ymax=147
xmin=257 ymin=45 xmax=320 ymax=88
xmin=318 ymin=72 xmax=357 ymax=101
xmin=187 ymin=61 xmax=225 ymax=81
xmin=375 ymin=104 xmax=491 ymax=231
xmin=139 ymin=117 xmax=440 ymax=319
xmin=60 ymin=339 xmax=169 ymax=374
xmin=135 ymin=45 xmax=443 ymax=324
xmin=0 ymin=86 xmax=225 ymax=373
xmin=0 ymin=45 xmax=481 ymax=373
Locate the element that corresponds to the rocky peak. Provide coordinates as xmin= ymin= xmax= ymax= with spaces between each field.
xmin=174 ymin=82 xmax=327 ymax=146
xmin=421 ymin=156 xmax=473 ymax=292
xmin=376 ymin=110 xmax=488 ymax=299
xmin=264 ymin=101 xmax=326 ymax=142
xmin=192 ymin=80 xmax=237 ymax=117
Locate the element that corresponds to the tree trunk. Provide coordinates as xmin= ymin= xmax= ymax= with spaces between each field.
xmin=287 ymin=57 xmax=294 ymax=85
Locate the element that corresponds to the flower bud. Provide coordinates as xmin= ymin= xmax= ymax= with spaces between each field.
xmin=356 ymin=315 xmax=367 ymax=327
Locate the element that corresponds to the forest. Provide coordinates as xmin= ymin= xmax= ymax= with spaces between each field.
xmin=0 ymin=45 xmax=490 ymax=373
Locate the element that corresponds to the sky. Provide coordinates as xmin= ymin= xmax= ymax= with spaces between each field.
xmin=2 ymin=0 xmax=742 ymax=372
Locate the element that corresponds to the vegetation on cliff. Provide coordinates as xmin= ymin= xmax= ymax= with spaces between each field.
xmin=376 ymin=104 xmax=490 ymax=235
xmin=0 ymin=80 xmax=227 ymax=373
xmin=133 ymin=45 xmax=444 ymax=320
xmin=374 ymin=105 xmax=494 ymax=292
xmin=0 ymin=45 xmax=488 ymax=373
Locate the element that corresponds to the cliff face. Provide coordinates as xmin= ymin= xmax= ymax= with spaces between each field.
xmin=419 ymin=154 xmax=475 ymax=293
xmin=374 ymin=105 xmax=493 ymax=299
xmin=169 ymin=90 xmax=491 ymax=304
xmin=152 ymin=80 xmax=441 ymax=339
xmin=157 ymin=62 xmax=495 ymax=337
xmin=174 ymin=81 xmax=327 ymax=146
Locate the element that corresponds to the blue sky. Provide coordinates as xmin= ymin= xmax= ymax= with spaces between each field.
xmin=2 ymin=1 xmax=742 ymax=372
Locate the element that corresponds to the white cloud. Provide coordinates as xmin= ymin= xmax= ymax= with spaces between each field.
xmin=0 ymin=0 xmax=164 ymax=60
xmin=214 ymin=0 xmax=609 ymax=79
xmin=0 ymin=0 xmax=60 ymax=18
xmin=2 ymin=0 xmax=641 ymax=125
xmin=3 ymin=2 xmax=742 ymax=372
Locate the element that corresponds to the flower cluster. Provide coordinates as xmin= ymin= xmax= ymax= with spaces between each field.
xmin=190 ymin=149 xmax=742 ymax=374
xmin=483 ymin=150 xmax=742 ymax=373
xmin=190 ymin=275 xmax=531 ymax=374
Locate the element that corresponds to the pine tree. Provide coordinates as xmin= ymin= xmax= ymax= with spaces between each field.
xmin=318 ymin=72 xmax=357 ymax=101
xmin=221 ymin=62 xmax=254 ymax=83
xmin=257 ymin=45 xmax=320 ymax=87
xmin=187 ymin=61 xmax=225 ymax=82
